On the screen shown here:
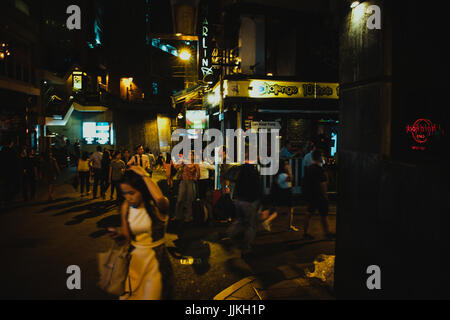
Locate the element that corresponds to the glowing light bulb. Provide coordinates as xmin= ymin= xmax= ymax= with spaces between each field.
xmin=179 ymin=49 xmax=191 ymax=61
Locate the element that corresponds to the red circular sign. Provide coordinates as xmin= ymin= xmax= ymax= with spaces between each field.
xmin=407 ymin=119 xmax=436 ymax=144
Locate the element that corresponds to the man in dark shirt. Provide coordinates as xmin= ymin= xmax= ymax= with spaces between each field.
xmin=226 ymin=164 xmax=262 ymax=257
xmin=302 ymin=150 xmax=335 ymax=240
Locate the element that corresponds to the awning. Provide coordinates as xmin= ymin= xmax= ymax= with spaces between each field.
xmin=45 ymin=102 xmax=108 ymax=126
xmin=171 ymin=84 xmax=206 ymax=108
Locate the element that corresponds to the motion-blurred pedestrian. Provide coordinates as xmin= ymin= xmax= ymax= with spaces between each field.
xmin=302 ymin=150 xmax=335 ymax=240
xmin=41 ymin=150 xmax=60 ymax=201
xmin=226 ymin=164 xmax=262 ymax=258
xmin=109 ymin=151 xmax=126 ymax=201
xmin=101 ymin=149 xmax=112 ymax=199
xmin=77 ymin=152 xmax=91 ymax=198
xmin=21 ymin=147 xmax=39 ymax=201
xmin=90 ymin=146 xmax=103 ymax=199
xmin=276 ymin=159 xmax=299 ymax=232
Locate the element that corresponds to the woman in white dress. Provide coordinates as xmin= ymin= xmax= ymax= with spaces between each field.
xmin=108 ymin=166 xmax=173 ymax=300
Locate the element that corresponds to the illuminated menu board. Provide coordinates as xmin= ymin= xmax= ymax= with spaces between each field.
xmin=73 ymin=73 xmax=82 ymax=90
xmin=82 ymin=122 xmax=112 ymax=145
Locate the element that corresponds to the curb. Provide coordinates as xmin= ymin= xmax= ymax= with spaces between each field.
xmin=213 ymin=263 xmax=316 ymax=300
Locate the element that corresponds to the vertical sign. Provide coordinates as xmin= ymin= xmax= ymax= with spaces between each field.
xmin=198 ymin=3 xmax=213 ymax=81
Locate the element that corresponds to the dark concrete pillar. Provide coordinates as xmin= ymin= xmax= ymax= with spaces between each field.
xmin=336 ymin=0 xmax=450 ymax=299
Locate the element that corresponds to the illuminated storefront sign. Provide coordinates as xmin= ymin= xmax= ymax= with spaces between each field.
xmin=186 ymin=110 xmax=209 ymax=129
xmin=247 ymin=80 xmax=339 ymax=99
xmin=207 ymin=80 xmax=339 ymax=105
xmin=83 ymin=122 xmax=112 ymax=145
xmin=73 ymin=72 xmax=82 ymax=90
xmin=406 ymin=118 xmax=443 ymax=151
xmin=200 ymin=18 xmax=213 ymax=79
xmin=250 ymin=121 xmax=281 ymax=132
xmin=198 ymin=2 xmax=213 ymax=81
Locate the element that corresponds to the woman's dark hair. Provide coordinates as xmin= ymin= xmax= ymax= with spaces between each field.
xmin=101 ymin=149 xmax=111 ymax=163
xmin=234 ymin=164 xmax=262 ymax=202
xmin=82 ymin=152 xmax=89 ymax=161
xmin=119 ymin=170 xmax=155 ymax=216
xmin=135 ymin=145 xmax=143 ymax=152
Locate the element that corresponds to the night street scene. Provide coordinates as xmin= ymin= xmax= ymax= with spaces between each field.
xmin=0 ymin=0 xmax=449 ymax=304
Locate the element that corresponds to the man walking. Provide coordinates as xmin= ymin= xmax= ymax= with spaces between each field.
xmin=302 ymin=150 xmax=335 ymax=240
xmin=301 ymin=142 xmax=316 ymax=179
xmin=90 ymin=146 xmax=103 ymax=199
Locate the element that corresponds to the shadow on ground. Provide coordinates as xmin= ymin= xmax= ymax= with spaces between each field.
xmin=59 ymin=200 xmax=118 ymax=226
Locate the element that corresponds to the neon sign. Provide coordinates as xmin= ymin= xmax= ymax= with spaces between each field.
xmin=406 ymin=118 xmax=443 ymax=151
xmin=406 ymin=119 xmax=439 ymax=144
xmin=258 ymin=83 xmax=299 ymax=96
xmin=199 ymin=14 xmax=213 ymax=79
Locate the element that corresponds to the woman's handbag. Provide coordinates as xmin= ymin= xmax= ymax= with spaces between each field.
xmin=97 ymin=241 xmax=131 ymax=296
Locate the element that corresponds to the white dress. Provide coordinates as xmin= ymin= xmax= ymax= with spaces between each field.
xmin=120 ymin=206 xmax=170 ymax=300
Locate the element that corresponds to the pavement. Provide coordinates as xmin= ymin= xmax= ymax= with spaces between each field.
xmin=0 ymin=166 xmax=336 ymax=300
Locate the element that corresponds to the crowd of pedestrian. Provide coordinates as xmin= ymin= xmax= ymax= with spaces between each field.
xmin=0 ymin=139 xmax=61 ymax=206
xmin=1 ymin=138 xmax=335 ymax=300
xmin=71 ymin=142 xmax=335 ymax=253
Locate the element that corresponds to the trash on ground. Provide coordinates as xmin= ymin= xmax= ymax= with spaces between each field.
xmin=179 ymin=257 xmax=202 ymax=265
xmin=306 ymin=254 xmax=335 ymax=288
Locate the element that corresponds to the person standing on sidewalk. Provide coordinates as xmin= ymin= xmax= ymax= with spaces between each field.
xmin=145 ymin=147 xmax=155 ymax=177
xmin=197 ymin=156 xmax=215 ymax=222
xmin=90 ymin=146 xmax=103 ymax=199
xmin=20 ymin=147 xmax=38 ymax=202
xmin=122 ymin=149 xmax=131 ymax=168
xmin=174 ymin=151 xmax=199 ymax=224
xmin=127 ymin=145 xmax=150 ymax=172
xmin=163 ymin=153 xmax=175 ymax=189
xmin=302 ymin=150 xmax=335 ymax=240
xmin=100 ymin=149 xmax=112 ymax=199
xmin=109 ymin=151 xmax=126 ymax=201
xmin=77 ymin=152 xmax=91 ymax=198
xmin=0 ymin=140 xmax=20 ymax=206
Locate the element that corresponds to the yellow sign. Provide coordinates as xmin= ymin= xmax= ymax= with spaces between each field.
xmin=224 ymin=80 xmax=339 ymax=100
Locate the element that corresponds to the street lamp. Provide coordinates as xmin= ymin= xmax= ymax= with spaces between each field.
xmin=0 ymin=42 xmax=11 ymax=60
xmin=179 ymin=49 xmax=192 ymax=61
